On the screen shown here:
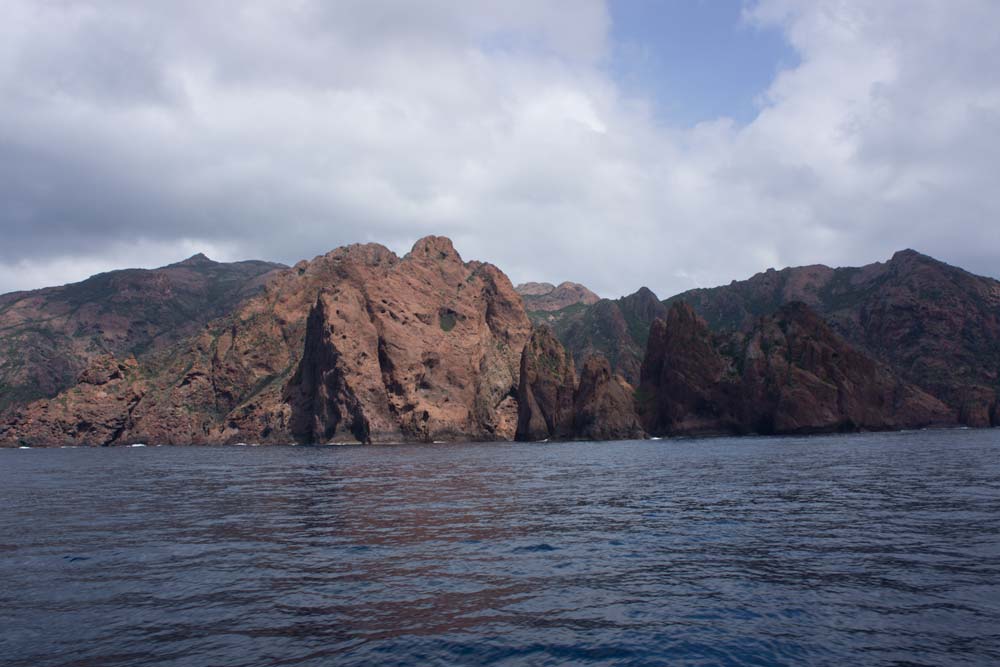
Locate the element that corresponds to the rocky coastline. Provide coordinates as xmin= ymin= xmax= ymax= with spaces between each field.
xmin=1 ymin=238 xmax=995 ymax=446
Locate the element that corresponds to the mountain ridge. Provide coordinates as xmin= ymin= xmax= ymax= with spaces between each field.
xmin=664 ymin=248 xmax=1000 ymax=425
xmin=2 ymin=239 xmax=997 ymax=445
xmin=0 ymin=255 xmax=285 ymax=414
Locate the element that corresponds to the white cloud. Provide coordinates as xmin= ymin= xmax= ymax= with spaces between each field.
xmin=1 ymin=0 xmax=998 ymax=297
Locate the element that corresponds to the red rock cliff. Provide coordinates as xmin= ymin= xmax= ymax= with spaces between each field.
xmin=2 ymin=237 xmax=531 ymax=445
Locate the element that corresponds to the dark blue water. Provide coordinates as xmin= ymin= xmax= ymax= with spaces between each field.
xmin=2 ymin=430 xmax=1000 ymax=667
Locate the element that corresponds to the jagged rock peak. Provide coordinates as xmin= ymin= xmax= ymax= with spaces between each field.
xmin=618 ymin=286 xmax=666 ymax=322
xmin=666 ymin=300 xmax=703 ymax=328
xmin=886 ymin=248 xmax=946 ymax=272
xmin=408 ymin=235 xmax=463 ymax=263
xmin=516 ymin=282 xmax=557 ymax=296
xmin=629 ymin=286 xmax=658 ymax=300
xmin=172 ymin=252 xmax=216 ymax=267
xmin=323 ymin=242 xmax=398 ymax=267
xmin=890 ymin=248 xmax=924 ymax=262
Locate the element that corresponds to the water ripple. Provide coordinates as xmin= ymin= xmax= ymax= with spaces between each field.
xmin=2 ymin=429 xmax=1000 ymax=666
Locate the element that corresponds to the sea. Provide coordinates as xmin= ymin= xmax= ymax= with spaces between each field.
xmin=2 ymin=429 xmax=999 ymax=666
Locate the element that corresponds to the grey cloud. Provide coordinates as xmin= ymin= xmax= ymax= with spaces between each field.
xmin=1 ymin=0 xmax=999 ymax=298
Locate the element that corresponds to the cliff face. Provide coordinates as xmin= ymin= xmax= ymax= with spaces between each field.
xmin=638 ymin=302 xmax=952 ymax=436
xmin=2 ymin=237 xmax=531 ymax=446
xmin=667 ymin=250 xmax=1000 ymax=425
xmin=638 ymin=303 xmax=734 ymax=436
xmin=282 ymin=293 xmax=382 ymax=444
xmin=0 ymin=255 xmax=283 ymax=414
xmin=1 ymin=242 xmax=993 ymax=447
xmin=0 ymin=355 xmax=145 ymax=447
xmin=532 ymin=287 xmax=668 ymax=385
xmin=514 ymin=325 xmax=644 ymax=441
xmin=515 ymin=326 xmax=576 ymax=441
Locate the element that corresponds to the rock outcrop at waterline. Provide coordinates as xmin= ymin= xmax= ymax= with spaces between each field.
xmin=572 ymin=355 xmax=644 ymax=441
xmin=1 ymin=239 xmax=992 ymax=447
xmin=637 ymin=302 xmax=952 ymax=436
xmin=1 ymin=237 xmax=531 ymax=446
xmin=515 ymin=326 xmax=576 ymax=441
xmin=515 ymin=326 xmax=643 ymax=441
xmin=0 ymin=354 xmax=145 ymax=447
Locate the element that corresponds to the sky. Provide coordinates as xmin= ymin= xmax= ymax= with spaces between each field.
xmin=1 ymin=0 xmax=999 ymax=298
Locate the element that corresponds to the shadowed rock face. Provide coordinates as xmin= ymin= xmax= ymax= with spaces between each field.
xmin=667 ymin=250 xmax=1000 ymax=425
xmin=515 ymin=325 xmax=576 ymax=442
xmin=515 ymin=326 xmax=644 ymax=441
xmin=638 ymin=302 xmax=953 ymax=437
xmin=282 ymin=294 xmax=378 ymax=444
xmin=573 ymin=355 xmax=644 ymax=441
xmin=737 ymin=302 xmax=953 ymax=434
xmin=2 ymin=237 xmax=531 ymax=446
xmin=638 ymin=303 xmax=734 ymax=436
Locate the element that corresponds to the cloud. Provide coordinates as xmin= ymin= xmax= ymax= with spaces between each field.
xmin=1 ymin=0 xmax=998 ymax=297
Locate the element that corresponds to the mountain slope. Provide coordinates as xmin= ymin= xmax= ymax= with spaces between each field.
xmin=665 ymin=250 xmax=1000 ymax=425
xmin=0 ymin=254 xmax=284 ymax=413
